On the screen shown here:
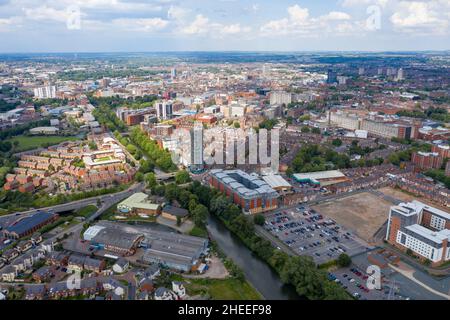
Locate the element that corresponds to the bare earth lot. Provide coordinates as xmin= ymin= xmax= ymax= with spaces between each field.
xmin=378 ymin=187 xmax=414 ymax=202
xmin=312 ymin=192 xmax=391 ymax=242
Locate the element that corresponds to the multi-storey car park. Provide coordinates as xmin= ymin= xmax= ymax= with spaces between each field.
xmin=386 ymin=200 xmax=450 ymax=267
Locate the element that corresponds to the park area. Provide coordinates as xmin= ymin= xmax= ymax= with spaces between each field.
xmin=7 ymin=135 xmax=79 ymax=152
xmin=312 ymin=192 xmax=392 ymax=242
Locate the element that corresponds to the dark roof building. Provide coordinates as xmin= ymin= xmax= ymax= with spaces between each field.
xmin=3 ymin=212 xmax=58 ymax=239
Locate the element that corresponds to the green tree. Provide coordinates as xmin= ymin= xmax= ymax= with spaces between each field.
xmin=144 ymin=172 xmax=157 ymax=188
xmin=175 ymin=170 xmax=191 ymax=185
xmin=253 ymin=214 xmax=265 ymax=226
xmin=192 ymin=204 xmax=208 ymax=228
xmin=332 ymin=138 xmax=342 ymax=147
xmin=337 ymin=253 xmax=352 ymax=267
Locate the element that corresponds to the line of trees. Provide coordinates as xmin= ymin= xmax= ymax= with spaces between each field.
xmin=128 ymin=127 xmax=177 ymax=173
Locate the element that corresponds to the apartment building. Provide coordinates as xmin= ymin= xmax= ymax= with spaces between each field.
xmin=386 ymin=200 xmax=450 ymax=266
xmin=209 ymin=169 xmax=279 ymax=214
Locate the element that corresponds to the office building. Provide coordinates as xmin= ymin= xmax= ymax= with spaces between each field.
xmin=326 ymin=69 xmax=337 ymax=84
xmin=156 ymin=100 xmax=173 ymax=120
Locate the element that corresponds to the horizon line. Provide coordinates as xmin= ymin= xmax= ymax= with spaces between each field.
xmin=1 ymin=50 xmax=450 ymax=55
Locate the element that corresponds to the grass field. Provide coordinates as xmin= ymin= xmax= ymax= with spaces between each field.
xmin=184 ymin=278 xmax=262 ymax=300
xmin=8 ymin=135 xmax=79 ymax=152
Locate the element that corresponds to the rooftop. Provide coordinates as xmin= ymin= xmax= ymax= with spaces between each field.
xmin=117 ymin=192 xmax=160 ymax=213
xmin=293 ymin=170 xmax=346 ymax=181
xmin=211 ymin=169 xmax=278 ymax=199
xmin=162 ymin=205 xmax=189 ymax=217
xmin=5 ymin=211 xmax=56 ymax=236
xmin=405 ymin=224 xmax=450 ymax=244
xmin=262 ymin=174 xmax=292 ymax=189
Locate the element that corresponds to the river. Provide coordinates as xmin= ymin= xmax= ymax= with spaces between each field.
xmin=207 ymin=215 xmax=301 ymax=300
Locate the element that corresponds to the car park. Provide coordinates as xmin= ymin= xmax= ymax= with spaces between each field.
xmin=263 ymin=206 xmax=367 ymax=265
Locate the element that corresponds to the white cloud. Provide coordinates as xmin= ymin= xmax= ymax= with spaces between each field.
xmin=341 ymin=0 xmax=389 ymax=8
xmin=23 ymin=5 xmax=73 ymax=22
xmin=321 ymin=11 xmax=351 ymax=21
xmin=178 ymin=12 xmax=251 ymax=37
xmin=181 ymin=14 xmax=209 ymax=34
xmin=0 ymin=16 xmax=22 ymax=32
xmin=261 ymin=5 xmax=355 ymax=36
xmin=221 ymin=23 xmax=250 ymax=34
xmin=390 ymin=1 xmax=449 ymax=33
xmin=167 ymin=5 xmax=190 ymax=21
xmin=112 ymin=17 xmax=169 ymax=32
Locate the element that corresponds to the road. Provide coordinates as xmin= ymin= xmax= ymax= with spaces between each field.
xmin=389 ymin=264 xmax=450 ymax=300
xmin=0 ymin=183 xmax=144 ymax=221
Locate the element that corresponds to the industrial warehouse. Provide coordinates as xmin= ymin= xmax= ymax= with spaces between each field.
xmin=82 ymin=221 xmax=208 ymax=271
xmin=209 ymin=169 xmax=279 ymax=214
xmin=83 ymin=224 xmax=145 ymax=256
xmin=3 ymin=211 xmax=58 ymax=240
xmin=293 ymin=170 xmax=349 ymax=187
xmin=140 ymin=229 xmax=209 ymax=272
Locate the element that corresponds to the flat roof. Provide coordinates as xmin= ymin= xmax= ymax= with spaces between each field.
xmin=262 ymin=174 xmax=292 ymax=189
xmin=162 ymin=205 xmax=189 ymax=217
xmin=405 ymin=224 xmax=450 ymax=244
xmin=91 ymin=227 xmax=143 ymax=250
xmin=293 ymin=170 xmax=346 ymax=181
xmin=117 ymin=192 xmax=160 ymax=211
xmin=211 ymin=169 xmax=278 ymax=198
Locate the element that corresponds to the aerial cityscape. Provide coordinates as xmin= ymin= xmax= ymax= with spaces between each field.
xmin=0 ymin=0 xmax=449 ymax=305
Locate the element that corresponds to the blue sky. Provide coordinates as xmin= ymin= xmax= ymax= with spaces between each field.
xmin=0 ymin=0 xmax=449 ymax=52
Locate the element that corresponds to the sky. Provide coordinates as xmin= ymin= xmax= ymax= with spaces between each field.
xmin=0 ymin=0 xmax=449 ymax=52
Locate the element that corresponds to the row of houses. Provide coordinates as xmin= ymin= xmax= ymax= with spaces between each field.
xmin=24 ymin=277 xmax=127 ymax=300
xmin=5 ymin=138 xmax=136 ymax=193
xmin=0 ymin=238 xmax=55 ymax=282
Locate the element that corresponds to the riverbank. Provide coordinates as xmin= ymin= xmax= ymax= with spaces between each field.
xmin=207 ymin=215 xmax=300 ymax=300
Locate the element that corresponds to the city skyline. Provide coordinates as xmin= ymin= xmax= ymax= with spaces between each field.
xmin=0 ymin=0 xmax=449 ymax=52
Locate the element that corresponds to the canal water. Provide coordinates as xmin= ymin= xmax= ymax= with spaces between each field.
xmin=207 ymin=215 xmax=301 ymax=300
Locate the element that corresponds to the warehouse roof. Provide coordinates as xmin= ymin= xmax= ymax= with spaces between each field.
xmin=293 ymin=170 xmax=346 ymax=181
xmin=91 ymin=227 xmax=144 ymax=250
xmin=83 ymin=225 xmax=106 ymax=241
xmin=5 ymin=211 xmax=56 ymax=236
xmin=117 ymin=192 xmax=160 ymax=213
xmin=262 ymin=174 xmax=292 ymax=189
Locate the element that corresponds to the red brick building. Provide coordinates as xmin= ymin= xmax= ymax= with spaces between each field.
xmin=411 ymin=152 xmax=443 ymax=170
